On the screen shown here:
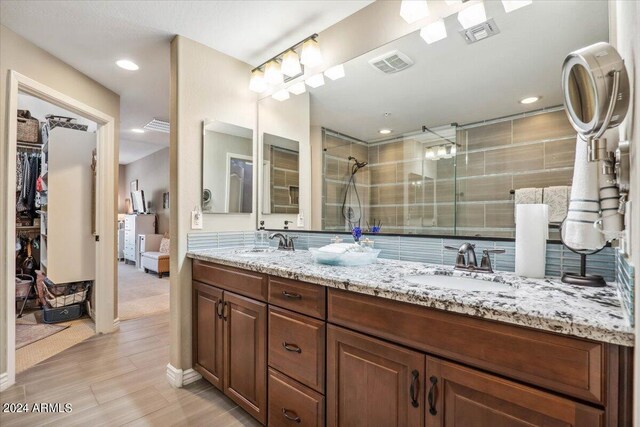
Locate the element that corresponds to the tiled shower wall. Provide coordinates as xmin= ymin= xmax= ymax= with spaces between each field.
xmin=322 ymin=108 xmax=576 ymax=237
xmin=267 ymin=146 xmax=299 ymax=213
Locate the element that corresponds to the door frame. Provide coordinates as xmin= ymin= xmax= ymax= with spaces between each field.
xmin=2 ymin=70 xmax=117 ymax=390
xmin=224 ymin=153 xmax=253 ymax=213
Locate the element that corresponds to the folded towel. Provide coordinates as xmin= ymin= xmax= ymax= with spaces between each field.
xmin=564 ymin=136 xmax=605 ymax=250
xmin=318 ymin=243 xmax=359 ymax=254
xmin=514 ymin=187 xmax=543 ymax=222
xmin=543 ymin=186 xmax=570 ymax=223
xmin=598 ymin=172 xmax=623 ymax=241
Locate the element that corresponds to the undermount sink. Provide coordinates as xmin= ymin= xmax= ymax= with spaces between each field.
xmin=405 ymin=274 xmax=512 ymax=292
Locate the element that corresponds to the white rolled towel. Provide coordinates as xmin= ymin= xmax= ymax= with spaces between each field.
xmin=564 ymin=136 xmax=605 ymax=250
xmin=543 ymin=186 xmax=570 ymax=224
xmin=598 ymin=172 xmax=623 ymax=241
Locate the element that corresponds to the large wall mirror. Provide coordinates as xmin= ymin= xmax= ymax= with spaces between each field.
xmin=262 ymin=133 xmax=300 ymax=214
xmin=202 ymin=120 xmax=254 ymax=214
xmin=305 ymin=1 xmax=608 ymax=238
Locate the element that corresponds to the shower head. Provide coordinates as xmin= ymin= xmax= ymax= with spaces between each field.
xmin=348 ymin=156 xmax=368 ymax=172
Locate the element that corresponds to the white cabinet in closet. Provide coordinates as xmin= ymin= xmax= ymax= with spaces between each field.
xmin=44 ymin=127 xmax=96 ymax=283
xmin=123 ymin=214 xmax=156 ymax=267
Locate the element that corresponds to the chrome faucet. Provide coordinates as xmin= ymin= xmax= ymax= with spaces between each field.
xmin=444 ymin=243 xmax=504 ymax=273
xmin=269 ymin=233 xmax=297 ymax=251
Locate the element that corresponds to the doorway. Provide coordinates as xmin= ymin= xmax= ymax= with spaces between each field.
xmin=2 ymin=71 xmax=117 ymax=391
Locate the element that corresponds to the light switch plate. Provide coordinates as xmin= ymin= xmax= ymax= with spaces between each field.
xmin=191 ymin=210 xmax=203 ymax=230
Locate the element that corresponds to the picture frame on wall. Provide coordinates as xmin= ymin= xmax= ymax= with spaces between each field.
xmin=163 ymin=192 xmax=170 ymax=209
xmin=130 ymin=179 xmax=138 ymax=194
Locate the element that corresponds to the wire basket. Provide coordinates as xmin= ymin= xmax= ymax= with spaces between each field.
xmin=43 ymin=281 xmax=91 ymax=308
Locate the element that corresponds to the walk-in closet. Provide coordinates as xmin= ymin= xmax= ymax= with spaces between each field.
xmin=14 ymin=92 xmax=98 ymax=372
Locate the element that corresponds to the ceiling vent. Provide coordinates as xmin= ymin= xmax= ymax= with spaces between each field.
xmin=369 ymin=50 xmax=414 ymax=74
xmin=460 ymin=18 xmax=500 ymax=44
xmin=143 ymin=118 xmax=170 ymax=133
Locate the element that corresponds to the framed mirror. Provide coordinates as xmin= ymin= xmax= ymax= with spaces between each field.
xmin=202 ymin=120 xmax=254 ymax=214
xmin=262 ymin=133 xmax=300 ymax=214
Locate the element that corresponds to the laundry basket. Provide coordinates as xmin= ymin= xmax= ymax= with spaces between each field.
xmin=44 ymin=284 xmax=89 ymax=308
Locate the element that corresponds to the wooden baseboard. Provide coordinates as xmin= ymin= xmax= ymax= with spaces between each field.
xmin=166 ymin=364 xmax=202 ymax=388
xmin=0 ymin=372 xmax=10 ymax=392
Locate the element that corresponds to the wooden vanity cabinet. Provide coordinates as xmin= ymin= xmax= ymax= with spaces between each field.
xmin=193 ymin=281 xmax=224 ymax=389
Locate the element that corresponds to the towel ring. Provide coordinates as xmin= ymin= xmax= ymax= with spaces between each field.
xmin=561 ymin=42 xmax=630 ymax=139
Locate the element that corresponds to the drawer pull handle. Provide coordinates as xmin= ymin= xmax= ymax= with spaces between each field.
xmin=428 ymin=376 xmax=438 ymax=415
xmin=282 ymin=290 xmax=302 ymax=299
xmin=282 ymin=408 xmax=301 ymax=423
xmin=410 ymin=369 xmax=420 ymax=408
xmin=216 ymin=300 xmax=223 ymax=319
xmin=222 ymin=301 xmax=229 ymax=321
xmin=282 ymin=342 xmax=302 ymax=353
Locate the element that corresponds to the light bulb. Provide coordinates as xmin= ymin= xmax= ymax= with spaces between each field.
xmin=288 ymin=81 xmax=306 ymax=95
xmin=281 ymin=50 xmax=302 ymax=77
xmin=272 ymin=89 xmax=290 ymax=102
xmin=425 ymin=148 xmax=436 ymax=159
xmin=305 ymin=73 xmax=325 ymax=88
xmin=249 ymin=69 xmax=267 ymax=93
xmin=437 ymin=146 xmax=447 ymax=157
xmin=324 ymin=64 xmax=345 ymax=81
xmin=264 ymin=61 xmax=283 ymax=85
xmin=400 ymin=0 xmax=430 ymax=24
xmin=300 ymin=38 xmax=323 ymax=69
xmin=450 ymin=144 xmax=457 ymax=156
xmin=420 ymin=19 xmax=447 ymax=44
xmin=457 ymin=2 xmax=487 ymax=29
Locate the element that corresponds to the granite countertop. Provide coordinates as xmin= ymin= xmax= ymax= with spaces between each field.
xmin=187 ymin=248 xmax=634 ymax=347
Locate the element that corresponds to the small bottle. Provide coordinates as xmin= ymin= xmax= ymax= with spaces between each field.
xmin=255 ymin=221 xmax=269 ymax=249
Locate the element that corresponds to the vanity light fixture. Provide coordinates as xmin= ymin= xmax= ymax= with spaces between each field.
xmin=457 ymin=2 xmax=487 ymax=29
xmin=272 ymin=89 xmax=290 ymax=102
xmin=437 ymin=146 xmax=447 ymax=157
xmin=116 ymin=59 xmax=139 ymax=71
xmin=288 ymin=81 xmax=306 ymax=95
xmin=520 ymin=96 xmax=540 ymax=104
xmin=264 ymin=60 xmax=284 ymax=85
xmin=131 ymin=128 xmax=145 ymax=133
xmin=281 ymin=50 xmax=302 ymax=77
xmin=305 ymin=73 xmax=325 ymax=88
xmin=420 ymin=19 xmax=447 ymax=44
xmin=324 ymin=64 xmax=346 ymax=81
xmin=399 ymin=0 xmax=430 ymax=24
xmin=379 ymin=129 xmax=392 ymax=135
xmin=300 ymin=38 xmax=323 ymax=69
xmin=501 ymin=0 xmax=532 ymax=13
xmin=444 ymin=0 xmax=462 ymax=4
xmin=249 ymin=69 xmax=267 ymax=93
xmin=425 ymin=148 xmax=436 ymax=159
xmin=450 ymin=144 xmax=457 ymax=156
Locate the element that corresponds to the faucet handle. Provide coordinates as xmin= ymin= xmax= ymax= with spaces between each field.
xmin=444 ymin=245 xmax=460 ymax=251
xmin=480 ymin=249 xmax=505 ymax=272
xmin=483 ymin=249 xmax=505 ymax=255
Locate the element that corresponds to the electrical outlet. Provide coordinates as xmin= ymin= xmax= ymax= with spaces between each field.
xmin=297 ymin=212 xmax=304 ymax=227
xmin=191 ymin=210 xmax=203 ymax=230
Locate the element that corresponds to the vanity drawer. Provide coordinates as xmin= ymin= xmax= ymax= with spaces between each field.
xmin=192 ymin=260 xmax=267 ymax=302
xmin=268 ymin=306 xmax=325 ymax=393
xmin=268 ymin=368 xmax=325 ymax=427
xmin=269 ymin=276 xmax=326 ymax=319
xmin=328 ymin=289 xmax=606 ymax=404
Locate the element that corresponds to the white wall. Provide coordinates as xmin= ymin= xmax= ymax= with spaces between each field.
xmin=258 ymin=92 xmax=311 ymax=229
xmin=169 ymin=35 xmax=257 ymax=371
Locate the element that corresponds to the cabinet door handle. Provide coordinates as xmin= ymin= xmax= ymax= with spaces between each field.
xmin=282 ymin=290 xmax=302 ymax=299
xmin=428 ymin=376 xmax=438 ymax=415
xmin=282 ymin=342 xmax=302 ymax=353
xmin=222 ymin=301 xmax=229 ymax=321
xmin=216 ymin=300 xmax=223 ymax=319
xmin=410 ymin=370 xmax=420 ymax=408
xmin=282 ymin=408 xmax=301 ymax=423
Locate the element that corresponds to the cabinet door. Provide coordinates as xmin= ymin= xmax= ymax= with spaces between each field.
xmin=193 ymin=282 xmax=224 ymax=389
xmin=223 ymin=291 xmax=267 ymax=425
xmin=327 ymin=325 xmax=425 ymax=427
xmin=425 ymin=356 xmax=603 ymax=427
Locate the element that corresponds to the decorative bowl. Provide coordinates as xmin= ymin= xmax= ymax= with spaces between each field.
xmin=309 ymin=247 xmax=381 ymax=266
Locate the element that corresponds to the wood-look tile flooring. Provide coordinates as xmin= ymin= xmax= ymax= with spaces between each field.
xmin=1 ymin=312 xmax=260 ymax=426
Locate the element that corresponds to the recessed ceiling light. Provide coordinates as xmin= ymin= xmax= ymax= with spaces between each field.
xmin=520 ymin=96 xmax=540 ymax=104
xmin=501 ymin=0 xmax=532 ymax=13
xmin=305 ymin=73 xmax=325 ymax=88
xmin=116 ymin=59 xmax=139 ymax=71
xmin=457 ymin=2 xmax=487 ymax=29
xmin=131 ymin=128 xmax=145 ymax=133
xmin=379 ymin=129 xmax=392 ymax=135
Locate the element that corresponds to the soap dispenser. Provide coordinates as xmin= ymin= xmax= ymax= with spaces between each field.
xmin=255 ymin=221 xmax=269 ymax=249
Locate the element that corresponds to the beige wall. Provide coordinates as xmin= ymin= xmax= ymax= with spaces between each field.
xmin=169 ymin=35 xmax=257 ymax=370
xmin=0 ymin=24 xmax=120 ymax=376
xmin=610 ymin=1 xmax=639 ymax=422
xmin=119 ymin=148 xmax=170 ymax=234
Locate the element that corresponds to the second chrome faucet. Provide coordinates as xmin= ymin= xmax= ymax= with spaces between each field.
xmin=444 ymin=243 xmax=504 ymax=274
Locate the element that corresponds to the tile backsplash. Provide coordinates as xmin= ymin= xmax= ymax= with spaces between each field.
xmin=187 ymin=231 xmax=616 ymax=283
xmin=616 ymin=251 xmax=635 ymax=326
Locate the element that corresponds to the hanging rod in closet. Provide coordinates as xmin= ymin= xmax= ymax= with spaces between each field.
xmin=16 ymin=142 xmax=43 ymax=151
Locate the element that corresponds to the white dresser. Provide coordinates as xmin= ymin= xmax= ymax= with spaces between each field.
xmin=123 ymin=214 xmax=156 ymax=266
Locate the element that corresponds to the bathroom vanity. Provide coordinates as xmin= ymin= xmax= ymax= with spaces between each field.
xmin=188 ymin=249 xmax=633 ymax=427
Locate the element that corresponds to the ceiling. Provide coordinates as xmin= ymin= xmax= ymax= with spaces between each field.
xmin=1 ymin=0 xmax=372 ymax=163
xmin=310 ymin=0 xmax=609 ymax=142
